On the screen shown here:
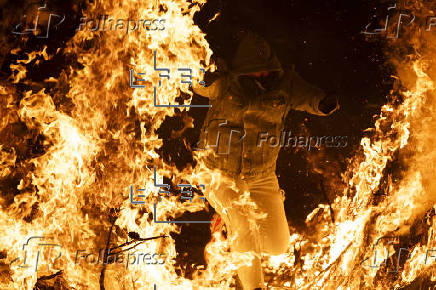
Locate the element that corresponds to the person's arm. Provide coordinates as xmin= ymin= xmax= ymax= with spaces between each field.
xmin=288 ymin=67 xmax=339 ymax=116
xmin=192 ymin=60 xmax=228 ymax=100
xmin=192 ymin=77 xmax=223 ymax=100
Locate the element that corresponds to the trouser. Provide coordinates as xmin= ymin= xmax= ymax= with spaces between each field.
xmin=200 ymin=170 xmax=291 ymax=290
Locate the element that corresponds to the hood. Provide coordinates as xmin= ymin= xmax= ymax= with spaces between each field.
xmin=230 ymin=32 xmax=283 ymax=76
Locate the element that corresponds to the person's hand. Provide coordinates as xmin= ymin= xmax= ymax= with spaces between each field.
xmin=202 ymin=57 xmax=228 ymax=87
xmin=202 ymin=70 xmax=222 ymax=87
xmin=319 ymin=93 xmax=339 ymax=115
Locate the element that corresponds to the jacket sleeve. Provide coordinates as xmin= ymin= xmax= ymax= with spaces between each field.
xmin=192 ymin=78 xmax=224 ymax=100
xmin=288 ymin=68 xmax=330 ymax=116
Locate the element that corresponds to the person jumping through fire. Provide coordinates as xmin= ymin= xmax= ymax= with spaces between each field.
xmin=192 ymin=31 xmax=339 ymax=290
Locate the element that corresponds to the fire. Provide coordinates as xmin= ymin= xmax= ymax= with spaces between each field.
xmin=1 ymin=0 xmax=436 ymax=289
xmin=2 ymin=0 xmax=215 ymax=288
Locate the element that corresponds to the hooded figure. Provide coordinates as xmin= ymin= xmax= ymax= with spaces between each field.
xmin=193 ymin=32 xmax=338 ymax=290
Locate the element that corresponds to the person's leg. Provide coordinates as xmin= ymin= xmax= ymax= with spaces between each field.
xmin=200 ymin=172 xmax=265 ymax=289
xmin=225 ymin=203 xmax=264 ymax=290
xmin=245 ymin=173 xmax=290 ymax=255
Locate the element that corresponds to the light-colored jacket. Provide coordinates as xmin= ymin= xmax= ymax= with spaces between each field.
xmin=193 ymin=33 xmax=335 ymax=178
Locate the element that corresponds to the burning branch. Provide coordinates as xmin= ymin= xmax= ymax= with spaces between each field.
xmin=108 ymin=234 xmax=167 ymax=256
